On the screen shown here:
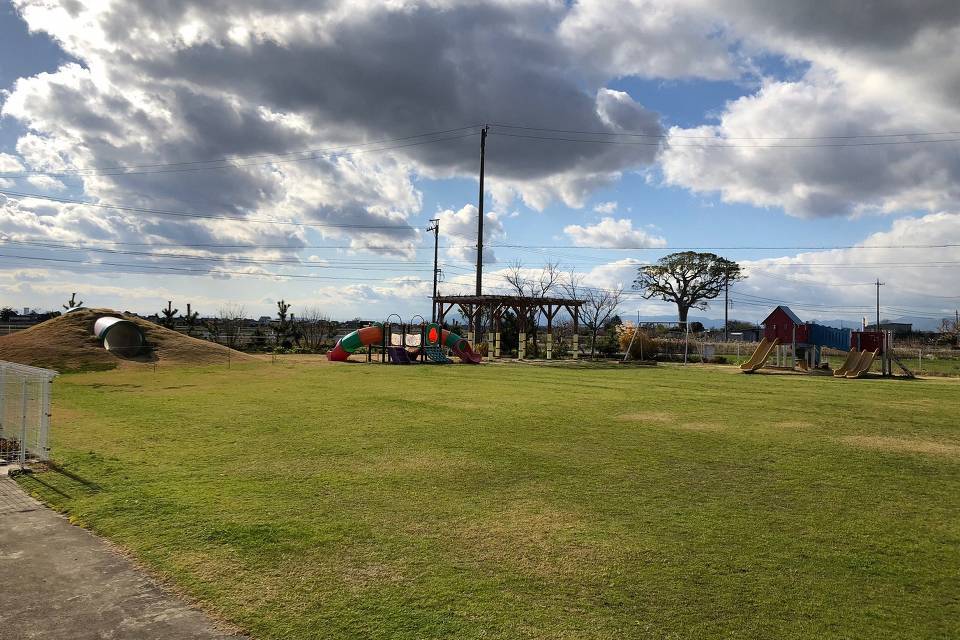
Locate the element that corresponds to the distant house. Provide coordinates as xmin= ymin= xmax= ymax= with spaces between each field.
xmin=728 ymin=329 xmax=761 ymax=342
xmin=865 ymin=322 xmax=912 ymax=336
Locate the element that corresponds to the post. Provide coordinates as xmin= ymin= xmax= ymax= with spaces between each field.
xmin=623 ymin=310 xmax=640 ymax=362
xmin=466 ymin=304 xmax=474 ymax=345
xmin=0 ymin=365 xmax=5 ymax=440
xmin=19 ymin=378 xmax=28 ymax=468
xmin=571 ymin=304 xmax=579 ymax=360
xmin=545 ymin=305 xmax=553 ymax=360
xmin=875 ymin=279 xmax=882 ymax=332
xmin=39 ymin=378 xmax=51 ymax=461
xmin=724 ymin=276 xmax=729 ymax=342
xmin=683 ymin=321 xmax=689 ymax=365
xmin=475 ymin=125 xmax=489 ymax=298
xmin=792 ymin=325 xmax=796 ymax=369
xmin=428 ymin=219 xmax=440 ymax=323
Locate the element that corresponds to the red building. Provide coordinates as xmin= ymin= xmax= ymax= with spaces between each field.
xmin=762 ymin=306 xmax=808 ymax=344
xmin=851 ymin=331 xmax=885 ymax=353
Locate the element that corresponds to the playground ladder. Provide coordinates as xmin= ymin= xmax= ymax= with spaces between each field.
xmin=423 ymin=345 xmax=452 ymax=364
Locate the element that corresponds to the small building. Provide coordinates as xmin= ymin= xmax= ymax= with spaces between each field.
xmin=762 ymin=306 xmax=807 ymax=344
xmin=864 ymin=322 xmax=912 ymax=336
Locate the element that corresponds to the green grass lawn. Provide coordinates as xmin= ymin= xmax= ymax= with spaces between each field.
xmin=18 ymin=362 xmax=960 ymax=639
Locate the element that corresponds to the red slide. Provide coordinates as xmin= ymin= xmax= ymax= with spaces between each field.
xmin=451 ymin=340 xmax=482 ymax=364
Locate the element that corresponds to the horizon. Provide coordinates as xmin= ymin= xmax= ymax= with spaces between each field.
xmin=0 ymin=1 xmax=958 ymax=326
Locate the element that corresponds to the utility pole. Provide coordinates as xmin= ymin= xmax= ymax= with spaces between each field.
xmin=875 ymin=278 xmax=883 ymax=331
xmin=475 ymin=125 xmax=489 ymax=297
xmin=876 ymin=278 xmax=885 ymax=376
xmin=428 ymin=219 xmax=440 ymax=323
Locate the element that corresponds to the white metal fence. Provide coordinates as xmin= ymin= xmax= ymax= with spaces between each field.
xmin=0 ymin=361 xmax=56 ymax=468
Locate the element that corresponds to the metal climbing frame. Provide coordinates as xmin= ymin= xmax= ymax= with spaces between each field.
xmin=0 ymin=361 xmax=57 ymax=468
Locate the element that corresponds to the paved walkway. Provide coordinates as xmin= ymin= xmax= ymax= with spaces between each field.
xmin=0 ymin=467 xmax=246 ymax=640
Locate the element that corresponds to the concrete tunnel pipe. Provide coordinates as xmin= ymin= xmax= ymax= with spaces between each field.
xmin=93 ymin=317 xmax=145 ymax=355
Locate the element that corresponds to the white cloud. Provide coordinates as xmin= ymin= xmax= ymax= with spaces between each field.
xmin=593 ymin=201 xmax=618 ymax=214
xmin=736 ymin=212 xmax=960 ymax=324
xmin=564 ymin=217 xmax=667 ymax=248
xmin=25 ymin=176 xmax=66 ymax=191
xmin=659 ymin=1 xmax=960 ymax=218
xmin=437 ymin=203 xmax=505 ymax=265
xmin=558 ymin=0 xmax=737 ymax=80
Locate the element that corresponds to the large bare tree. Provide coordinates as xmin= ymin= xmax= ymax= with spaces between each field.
xmin=216 ymin=304 xmax=247 ymax=350
xmin=298 ymin=306 xmax=335 ymax=351
xmin=503 ymin=260 xmax=562 ymax=356
xmin=564 ymin=270 xmax=623 ymax=359
xmin=633 ymin=252 xmax=743 ymax=324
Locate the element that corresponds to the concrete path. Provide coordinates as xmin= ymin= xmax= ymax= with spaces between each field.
xmin=0 ymin=467 xmax=246 ymax=640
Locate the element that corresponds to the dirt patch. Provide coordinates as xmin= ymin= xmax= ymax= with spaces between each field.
xmin=452 ymin=499 xmax=592 ymax=577
xmin=364 ymin=452 xmax=480 ymax=475
xmin=615 ymin=412 xmax=673 ymax=423
xmin=841 ymin=435 xmax=960 ymax=459
xmin=0 ymin=308 xmax=253 ymax=372
xmin=340 ymin=562 xmax=406 ymax=591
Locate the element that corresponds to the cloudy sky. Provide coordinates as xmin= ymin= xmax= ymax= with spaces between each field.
xmin=0 ymin=0 xmax=958 ymax=326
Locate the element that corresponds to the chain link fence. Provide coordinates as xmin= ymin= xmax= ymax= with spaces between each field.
xmin=0 ymin=361 xmax=56 ymax=468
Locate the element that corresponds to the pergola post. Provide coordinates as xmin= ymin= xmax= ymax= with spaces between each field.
xmin=517 ymin=302 xmax=527 ymax=360
xmin=493 ymin=304 xmax=502 ymax=358
xmin=569 ymin=303 xmax=580 ymax=359
xmin=486 ymin=301 xmax=495 ymax=361
xmin=466 ymin=304 xmax=474 ymax=344
xmin=545 ymin=304 xmax=555 ymax=360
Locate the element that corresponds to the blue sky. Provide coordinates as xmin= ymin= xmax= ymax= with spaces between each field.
xmin=0 ymin=1 xmax=957 ymax=326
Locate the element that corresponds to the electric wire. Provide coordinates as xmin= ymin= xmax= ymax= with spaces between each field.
xmin=489 ymin=122 xmax=960 ymax=141
xmin=0 ymin=129 xmax=481 ymax=178
xmin=489 ymin=130 xmax=960 ymax=149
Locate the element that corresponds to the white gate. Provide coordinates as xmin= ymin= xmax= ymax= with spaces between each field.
xmin=0 ymin=361 xmax=56 ymax=468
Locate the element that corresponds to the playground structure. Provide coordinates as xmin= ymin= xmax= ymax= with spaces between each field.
xmin=434 ymin=294 xmax=585 ymax=360
xmin=328 ymin=316 xmax=482 ymax=364
xmin=741 ymin=305 xmax=914 ymax=378
xmin=93 ymin=316 xmax=145 ymax=355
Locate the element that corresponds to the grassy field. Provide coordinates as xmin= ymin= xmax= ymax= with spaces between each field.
xmin=18 ymin=361 xmax=960 ymax=639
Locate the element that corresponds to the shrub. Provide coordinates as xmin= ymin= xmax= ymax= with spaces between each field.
xmin=617 ymin=326 xmax=659 ymax=360
xmin=553 ymin=337 xmax=569 ymax=359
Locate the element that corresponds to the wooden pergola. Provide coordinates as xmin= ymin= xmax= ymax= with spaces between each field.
xmin=434 ymin=294 xmax=585 ymax=360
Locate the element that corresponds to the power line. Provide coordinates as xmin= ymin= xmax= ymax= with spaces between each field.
xmin=489 ymin=242 xmax=960 ymax=250
xmin=490 ymin=122 xmax=960 ymax=141
xmin=0 ymin=252 xmax=433 ymax=283
xmin=489 ymin=130 xmax=960 ymax=149
xmin=0 ymin=240 xmax=437 ymax=271
xmin=0 ymin=190 xmax=419 ymax=230
xmin=0 ymin=128 xmax=481 ymax=178
xmin=0 ymin=236 xmax=475 ymax=251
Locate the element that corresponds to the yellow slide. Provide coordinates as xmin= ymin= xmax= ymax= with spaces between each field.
xmin=845 ymin=349 xmax=879 ymax=378
xmin=740 ymin=337 xmax=779 ymax=373
xmin=833 ymin=350 xmax=861 ymax=377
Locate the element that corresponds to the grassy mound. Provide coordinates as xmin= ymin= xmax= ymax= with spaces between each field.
xmin=0 ymin=308 xmax=253 ymax=372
